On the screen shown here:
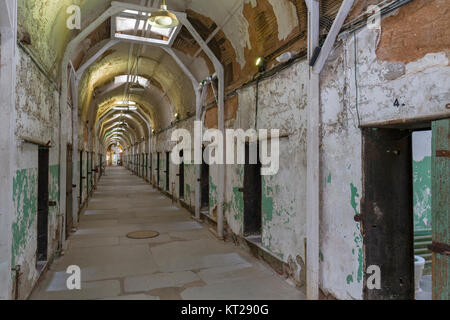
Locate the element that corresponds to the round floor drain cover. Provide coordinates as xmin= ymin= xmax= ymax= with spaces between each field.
xmin=126 ymin=230 xmax=160 ymax=239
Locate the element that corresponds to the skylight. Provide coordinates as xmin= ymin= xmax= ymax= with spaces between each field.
xmin=115 ymin=101 xmax=136 ymax=106
xmin=112 ymin=10 xmax=180 ymax=46
xmin=114 ymin=75 xmax=149 ymax=88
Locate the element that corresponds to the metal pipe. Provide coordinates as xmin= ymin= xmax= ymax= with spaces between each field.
xmin=11 ymin=265 xmax=21 ymax=300
xmin=178 ymin=16 xmax=226 ymax=240
xmin=305 ymin=0 xmax=320 ymax=301
xmin=195 ymin=85 xmax=209 ymax=220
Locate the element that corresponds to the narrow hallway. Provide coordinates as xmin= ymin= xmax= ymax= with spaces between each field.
xmin=30 ymin=167 xmax=305 ymax=300
xmin=2 ymin=0 xmax=448 ymax=302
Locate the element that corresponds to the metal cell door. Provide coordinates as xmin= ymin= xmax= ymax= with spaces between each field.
xmin=243 ymin=142 xmax=262 ymax=236
xmin=362 ymin=128 xmax=414 ymax=299
xmin=431 ymin=119 xmax=449 ymax=300
xmin=66 ymin=144 xmax=73 ymax=239
xmin=37 ymin=147 xmax=49 ymax=262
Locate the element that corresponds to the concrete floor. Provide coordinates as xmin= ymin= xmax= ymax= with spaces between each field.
xmin=30 ymin=166 xmax=305 ymax=300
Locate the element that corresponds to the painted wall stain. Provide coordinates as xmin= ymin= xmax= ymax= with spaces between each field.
xmin=232 ymin=187 xmax=244 ymax=221
xmin=350 ymin=183 xmax=360 ymax=216
xmin=185 ymin=184 xmax=191 ymax=199
xmin=209 ymin=175 xmax=218 ymax=209
xmin=346 ymin=274 xmax=354 ymax=284
xmin=12 ymin=168 xmax=38 ymax=267
xmin=327 ymin=173 xmax=332 ymax=184
xmin=349 ymin=183 xmax=364 ymax=283
xmin=413 ymin=156 xmax=432 ymax=230
xmin=262 ymin=176 xmax=274 ymax=224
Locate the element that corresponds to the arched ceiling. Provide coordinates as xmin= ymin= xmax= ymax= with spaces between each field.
xmin=18 ymin=0 xmax=354 ymax=150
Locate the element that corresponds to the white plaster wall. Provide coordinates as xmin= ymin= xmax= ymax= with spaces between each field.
xmin=11 ymin=49 xmax=61 ymax=299
xmin=0 ymin=0 xmax=17 ymax=298
xmin=319 ymin=25 xmax=450 ymax=300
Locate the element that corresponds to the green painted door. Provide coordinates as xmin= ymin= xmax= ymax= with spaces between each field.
xmin=431 ymin=119 xmax=449 ymax=300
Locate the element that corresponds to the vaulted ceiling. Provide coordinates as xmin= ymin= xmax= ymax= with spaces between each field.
xmin=17 ymin=0 xmax=364 ymax=149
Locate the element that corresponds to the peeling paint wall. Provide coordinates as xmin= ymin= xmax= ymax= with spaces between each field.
xmin=12 ymin=48 xmax=61 ymax=299
xmin=412 ymin=131 xmax=432 ymax=231
xmin=319 ymin=4 xmax=449 ymax=298
xmin=215 ymin=60 xmax=309 ymax=286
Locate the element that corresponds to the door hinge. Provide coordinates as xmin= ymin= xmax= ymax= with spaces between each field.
xmin=48 ymin=201 xmax=57 ymax=207
xmin=436 ymin=150 xmax=450 ymax=158
xmin=428 ymin=241 xmax=450 ymax=256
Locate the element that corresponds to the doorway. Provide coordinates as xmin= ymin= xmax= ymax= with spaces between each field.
xmin=37 ymin=146 xmax=49 ymax=265
xmin=79 ymin=150 xmax=83 ymax=209
xmin=145 ymin=153 xmax=149 ymax=181
xmin=65 ymin=144 xmax=73 ymax=240
xmin=86 ymin=151 xmax=90 ymax=196
xmin=201 ymin=146 xmax=209 ymax=210
xmin=150 ymin=153 xmax=153 ymax=182
xmin=165 ymin=151 xmax=170 ymax=192
xmin=179 ymin=150 xmax=185 ymax=199
xmin=90 ymin=152 xmax=94 ymax=191
xmin=362 ymin=118 xmax=449 ymax=300
xmin=157 ymin=152 xmax=160 ymax=187
xmin=243 ymin=141 xmax=262 ymax=237
xmin=362 ymin=127 xmax=414 ymax=299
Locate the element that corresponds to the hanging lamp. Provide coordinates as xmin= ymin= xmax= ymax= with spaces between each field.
xmin=148 ymin=0 xmax=179 ymax=29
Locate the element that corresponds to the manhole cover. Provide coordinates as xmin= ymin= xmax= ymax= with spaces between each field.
xmin=126 ymin=230 xmax=160 ymax=239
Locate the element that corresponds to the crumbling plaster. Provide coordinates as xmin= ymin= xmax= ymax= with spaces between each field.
xmin=12 ymin=49 xmax=62 ymax=299
xmin=319 ymin=17 xmax=449 ymax=300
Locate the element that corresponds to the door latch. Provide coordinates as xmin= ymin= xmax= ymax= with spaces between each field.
xmin=428 ymin=241 xmax=450 ymax=256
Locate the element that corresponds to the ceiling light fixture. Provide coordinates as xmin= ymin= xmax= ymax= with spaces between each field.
xmin=255 ymin=56 xmax=266 ymax=72
xmin=148 ymin=0 xmax=179 ymax=29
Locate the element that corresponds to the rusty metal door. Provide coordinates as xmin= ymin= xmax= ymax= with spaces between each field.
xmin=431 ymin=119 xmax=449 ymax=300
xmin=362 ymin=128 xmax=414 ymax=299
xmin=79 ymin=150 xmax=83 ymax=209
xmin=86 ymin=151 xmax=90 ymax=195
xmin=243 ymin=142 xmax=262 ymax=236
xmin=166 ymin=152 xmax=170 ymax=191
xmin=65 ymin=144 xmax=73 ymax=239
xmin=37 ymin=147 xmax=49 ymax=262
xmin=90 ymin=152 xmax=94 ymax=190
xmin=201 ymin=147 xmax=209 ymax=209
xmin=179 ymin=150 xmax=185 ymax=199
xmin=150 ymin=153 xmax=153 ymax=182
xmin=157 ymin=152 xmax=160 ymax=187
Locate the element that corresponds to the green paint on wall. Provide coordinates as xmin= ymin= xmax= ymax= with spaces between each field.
xmin=185 ymin=184 xmax=191 ymax=199
xmin=262 ymin=177 xmax=273 ymax=223
xmin=357 ymin=247 xmax=363 ymax=283
xmin=346 ymin=274 xmax=354 ymax=284
xmin=350 ymin=183 xmax=364 ymax=284
xmin=350 ymin=183 xmax=360 ymax=216
xmin=209 ymin=175 xmax=217 ymax=208
xmin=327 ymin=173 xmax=332 ymax=184
xmin=319 ymin=250 xmax=324 ymax=262
xmin=12 ymin=168 xmax=38 ymax=267
xmin=413 ymin=156 xmax=432 ymax=231
xmin=232 ymin=187 xmax=244 ymax=221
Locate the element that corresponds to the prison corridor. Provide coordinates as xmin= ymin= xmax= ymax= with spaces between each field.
xmin=29 ymin=167 xmax=305 ymax=300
